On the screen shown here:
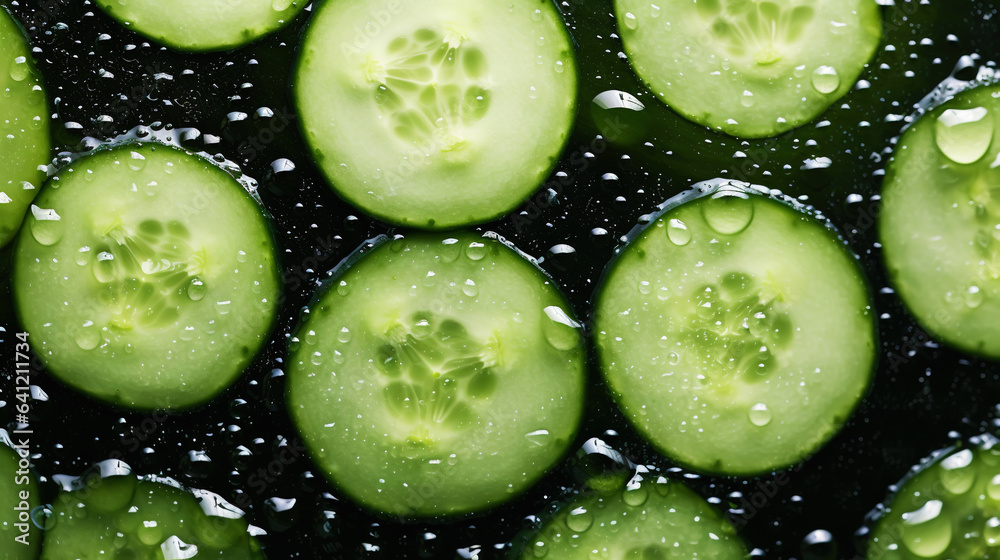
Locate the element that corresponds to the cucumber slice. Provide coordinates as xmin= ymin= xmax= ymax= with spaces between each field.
xmin=868 ymin=435 xmax=1000 ymax=560
xmin=594 ymin=180 xmax=876 ymax=475
xmin=614 ymin=0 xmax=882 ymax=138
xmin=43 ymin=469 xmax=264 ymax=559
xmin=521 ymin=475 xmax=747 ymax=559
xmin=13 ymin=143 xmax=280 ymax=410
xmin=94 ymin=0 xmax=307 ymax=52
xmin=287 ymin=233 xmax=587 ymax=517
xmin=1 ymin=7 xmax=50 ymax=247
xmin=294 ymin=0 xmax=577 ymax=229
xmin=880 ymin=85 xmax=1000 ymax=359
xmin=0 ymin=432 xmax=39 ymax=560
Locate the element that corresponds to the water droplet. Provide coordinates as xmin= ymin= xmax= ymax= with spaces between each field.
xmin=901 ymin=500 xmax=951 ymax=558
xmin=462 ymin=279 xmax=479 ymax=297
xmin=337 ymin=327 xmax=352 ymax=343
xmin=272 ymin=0 xmax=293 ymax=9
xmin=740 ymin=90 xmax=756 ymax=108
xmin=542 ymin=306 xmax=581 ymax=351
xmin=29 ymin=205 xmax=63 ymax=246
xmin=939 ymin=449 xmax=976 ymax=494
xmin=525 ymin=429 xmax=550 ymax=447
xmin=667 ymin=218 xmax=692 ymax=246
xmin=622 ymin=12 xmax=638 ymax=30
xmin=310 ymin=351 xmax=325 ymax=366
xmin=337 ymin=280 xmax=350 ymax=296
xmin=810 ymin=66 xmax=841 ymax=94
xmin=465 ymin=241 xmax=486 ymax=261
xmin=650 ymin=4 xmax=661 ymax=17
xmin=566 ymin=507 xmax=593 ymax=532
xmin=623 ymin=485 xmax=649 ymax=507
xmin=987 ymin=474 xmax=1000 ymax=500
xmin=668 ymin=352 xmax=680 ymax=365
xmin=965 ymin=285 xmax=983 ymax=308
xmin=93 ymin=252 xmax=116 ymax=283
xmin=75 ymin=246 xmax=92 ymax=266
xmin=440 ymin=238 xmax=462 ymax=262
xmin=935 ymin=107 xmax=994 ymax=164
xmin=801 ymin=529 xmax=836 ymax=560
xmin=128 ymin=151 xmax=148 ymax=171
xmin=748 ymin=403 xmax=772 ymax=426
xmin=75 ymin=321 xmax=101 ymax=351
xmin=986 ymin=517 xmax=1000 ymax=546
xmin=702 ymin=193 xmax=754 ymax=235
xmin=412 ymin=318 xmax=432 ymax=338
xmin=9 ymin=56 xmax=28 ymax=82
xmin=638 ymin=280 xmax=652 ymax=294
xmin=187 ymin=278 xmax=207 ymax=301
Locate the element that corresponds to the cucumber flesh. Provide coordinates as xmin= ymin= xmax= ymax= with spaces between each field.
xmin=42 ymin=473 xmax=263 ymax=559
xmin=0 ymin=433 xmax=39 ymax=560
xmin=0 ymin=7 xmax=50 ymax=247
xmin=880 ymin=85 xmax=1000 ymax=359
xmin=13 ymin=143 xmax=280 ymax=410
xmin=614 ymin=0 xmax=882 ymax=138
xmin=522 ymin=475 xmax=747 ymax=559
xmin=94 ymin=0 xmax=307 ymax=52
xmin=594 ymin=181 xmax=876 ymax=475
xmin=287 ymin=233 xmax=587 ymax=517
xmin=868 ymin=436 xmax=1000 ymax=560
xmin=294 ymin=0 xmax=577 ymax=229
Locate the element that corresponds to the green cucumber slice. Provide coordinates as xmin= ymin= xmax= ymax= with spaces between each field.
xmin=868 ymin=435 xmax=1000 ymax=560
xmin=594 ymin=180 xmax=876 ymax=475
xmin=614 ymin=0 xmax=882 ymax=138
xmin=294 ymin=0 xmax=578 ymax=229
xmin=1 ymin=7 xmax=50 ymax=247
xmin=42 ymin=468 xmax=264 ymax=559
xmin=287 ymin=233 xmax=587 ymax=517
xmin=94 ymin=0 xmax=307 ymax=52
xmin=13 ymin=143 xmax=280 ymax=410
xmin=880 ymin=85 xmax=1000 ymax=359
xmin=521 ymin=475 xmax=747 ymax=559
xmin=0 ymin=432 xmax=39 ymax=560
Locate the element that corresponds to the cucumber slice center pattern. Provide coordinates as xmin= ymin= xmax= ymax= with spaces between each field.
xmin=375 ymin=312 xmax=500 ymax=451
xmin=87 ymin=219 xmax=205 ymax=332
xmin=695 ymin=0 xmax=816 ymax=68
xmin=370 ymin=28 xmax=490 ymax=151
xmin=683 ymin=272 xmax=792 ymax=388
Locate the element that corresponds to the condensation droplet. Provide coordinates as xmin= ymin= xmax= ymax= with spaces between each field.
xmin=901 ymin=500 xmax=951 ymax=558
xmin=810 ymin=66 xmax=841 ymax=94
xmin=748 ymin=403 xmax=772 ymax=426
xmin=542 ymin=306 xmax=581 ymax=351
xmin=935 ymin=107 xmax=993 ymax=164
xmin=622 ymin=12 xmax=638 ymax=30
xmin=702 ymin=193 xmax=754 ymax=235
xmin=75 ymin=321 xmax=101 ymax=351
xmin=29 ymin=205 xmax=63 ymax=246
xmin=566 ymin=507 xmax=593 ymax=533
xmin=187 ymin=278 xmax=207 ymax=301
xmin=667 ymin=218 xmax=692 ymax=246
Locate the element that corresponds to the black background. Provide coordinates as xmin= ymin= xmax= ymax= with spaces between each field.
xmin=2 ymin=0 xmax=1000 ymax=558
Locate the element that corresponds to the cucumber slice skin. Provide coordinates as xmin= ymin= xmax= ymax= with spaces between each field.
xmin=880 ymin=85 xmax=1000 ymax=360
xmin=287 ymin=233 xmax=587 ymax=517
xmin=0 ymin=441 xmax=40 ymax=560
xmin=614 ymin=0 xmax=882 ymax=138
xmin=868 ymin=437 xmax=1000 ymax=560
xmin=294 ymin=0 xmax=578 ymax=229
xmin=594 ymin=183 xmax=876 ymax=476
xmin=94 ymin=0 xmax=307 ymax=52
xmin=13 ymin=142 xmax=281 ymax=410
xmin=0 ymin=7 xmax=51 ymax=248
xmin=42 ymin=477 xmax=264 ymax=559
xmin=521 ymin=476 xmax=747 ymax=559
